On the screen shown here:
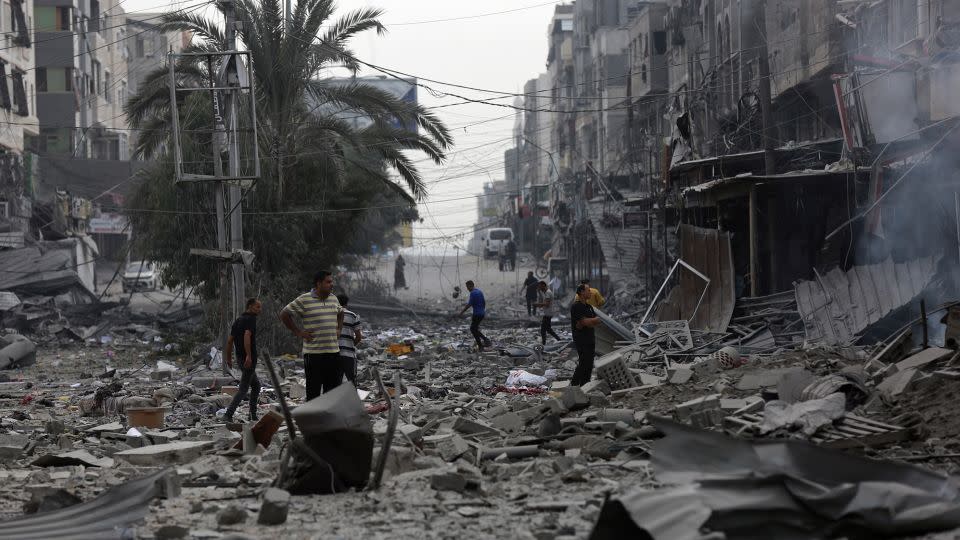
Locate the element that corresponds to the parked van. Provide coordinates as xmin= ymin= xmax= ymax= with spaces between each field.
xmin=484 ymin=228 xmax=514 ymax=258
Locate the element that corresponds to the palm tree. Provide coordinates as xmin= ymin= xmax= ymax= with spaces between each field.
xmin=123 ymin=0 xmax=451 ymax=301
xmin=127 ymin=0 xmax=451 ymax=202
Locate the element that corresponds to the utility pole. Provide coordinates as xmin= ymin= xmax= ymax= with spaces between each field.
xmin=77 ymin=14 xmax=87 ymax=158
xmin=751 ymin=0 xmax=775 ymax=297
xmin=224 ymin=0 xmax=245 ymax=320
xmin=171 ymin=0 xmax=260 ymax=374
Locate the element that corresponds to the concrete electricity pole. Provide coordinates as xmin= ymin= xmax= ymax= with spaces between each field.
xmin=223 ymin=0 xmax=245 ymax=320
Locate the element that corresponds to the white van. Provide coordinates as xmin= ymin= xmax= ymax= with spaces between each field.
xmin=484 ymin=228 xmax=514 ymax=258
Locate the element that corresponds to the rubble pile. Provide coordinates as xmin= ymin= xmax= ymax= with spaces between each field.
xmin=3 ymin=302 xmax=960 ymax=539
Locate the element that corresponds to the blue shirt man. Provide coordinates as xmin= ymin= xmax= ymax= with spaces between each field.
xmin=458 ymin=280 xmax=491 ymax=351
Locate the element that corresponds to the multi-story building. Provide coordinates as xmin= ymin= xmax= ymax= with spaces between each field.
xmin=0 ymin=0 xmax=38 ymax=245
xmin=502 ymin=0 xmax=960 ymax=316
xmin=35 ymin=0 xmax=128 ymax=160
xmin=124 ymin=12 xmax=189 ymax=157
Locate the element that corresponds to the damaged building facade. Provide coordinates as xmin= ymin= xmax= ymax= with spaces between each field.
xmin=506 ymin=0 xmax=960 ymax=333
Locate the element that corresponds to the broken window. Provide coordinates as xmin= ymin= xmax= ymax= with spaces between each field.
xmin=0 ymin=63 xmax=9 ymax=110
xmin=12 ymin=70 xmax=28 ymax=116
xmin=89 ymin=0 xmax=99 ymax=32
xmin=10 ymin=0 xmax=29 ymax=47
xmin=654 ymin=31 xmax=666 ymax=54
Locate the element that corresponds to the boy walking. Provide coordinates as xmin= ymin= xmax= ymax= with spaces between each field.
xmin=336 ymin=294 xmax=362 ymax=384
xmin=458 ymin=280 xmax=492 ymax=352
xmin=535 ymin=281 xmax=560 ymax=344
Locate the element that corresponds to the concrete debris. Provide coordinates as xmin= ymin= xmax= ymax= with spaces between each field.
xmin=114 ymin=441 xmax=214 ymax=466
xmin=257 ymin=488 xmax=290 ymax=526
xmin=217 ymin=504 xmax=248 ymax=526
xmin=1 ymin=278 xmax=957 ymax=539
xmin=760 ymin=392 xmax=848 ymax=436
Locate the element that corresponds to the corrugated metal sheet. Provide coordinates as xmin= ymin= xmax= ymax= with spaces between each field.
xmin=654 ymin=224 xmax=735 ymax=333
xmin=0 ymin=468 xmax=173 ymax=539
xmin=795 ymin=256 xmax=938 ymax=345
xmin=586 ymin=200 xmax=645 ymax=288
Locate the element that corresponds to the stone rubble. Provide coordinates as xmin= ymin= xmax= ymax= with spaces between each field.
xmin=1 ymin=305 xmax=959 ymax=539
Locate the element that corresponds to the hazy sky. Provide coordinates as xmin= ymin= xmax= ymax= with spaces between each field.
xmin=123 ymin=0 xmax=565 ymax=249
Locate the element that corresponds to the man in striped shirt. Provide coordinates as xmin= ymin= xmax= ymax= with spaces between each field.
xmin=280 ymin=270 xmax=344 ymax=401
xmin=336 ymin=294 xmax=362 ymax=384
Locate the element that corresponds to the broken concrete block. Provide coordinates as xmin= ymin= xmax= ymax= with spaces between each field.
xmin=490 ymin=412 xmax=524 ymax=434
xmin=217 ymin=504 xmax=248 ymax=525
xmin=257 ymin=488 xmax=290 ymax=525
xmin=877 ymin=368 xmax=920 ymax=398
xmin=720 ymin=398 xmax=749 ymax=411
xmin=231 ymin=410 xmax=283 ymax=451
xmin=453 ymin=417 xmax=497 ymax=436
xmin=288 ymin=382 xmax=306 ymax=399
xmin=538 ymin=415 xmax=561 ymax=437
xmin=597 ymin=409 xmax=636 ymax=426
xmin=398 ymin=423 xmax=423 ymax=443
xmin=933 ymin=370 xmax=960 ymax=380
xmin=45 ymin=420 xmax=65 ymax=435
xmin=896 ymin=347 xmax=953 ymax=371
xmin=430 ymin=471 xmax=467 ymax=492
xmin=438 ymin=434 xmax=470 ymax=462
xmin=588 ymin=393 xmax=611 ymax=408
xmin=150 ymin=370 xmax=173 ymax=381
xmin=561 ymin=386 xmax=590 ymax=411
xmin=155 ymin=525 xmax=189 ymax=539
xmin=688 ymin=407 xmax=725 ymax=428
xmin=31 ymin=450 xmax=114 ymax=468
xmin=675 ymin=394 xmax=720 ymax=422
xmin=115 ymin=441 xmax=214 ymax=466
xmin=668 ymin=367 xmax=694 ymax=385
xmin=87 ymin=422 xmax=125 ymax=434
xmin=581 ymin=379 xmax=611 ymax=395
xmin=550 ymin=380 xmax=571 ymax=391
xmin=23 ymin=486 xmax=82 ymax=514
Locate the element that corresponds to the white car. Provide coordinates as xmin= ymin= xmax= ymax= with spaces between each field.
xmin=484 ymin=228 xmax=514 ymax=258
xmin=122 ymin=261 xmax=158 ymax=293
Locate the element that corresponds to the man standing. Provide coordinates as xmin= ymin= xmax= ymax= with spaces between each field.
xmin=522 ymin=271 xmax=539 ymax=316
xmin=458 ymin=280 xmax=492 ymax=352
xmin=535 ymin=281 xmax=560 ymax=345
xmin=280 ymin=270 xmax=344 ymax=401
xmin=394 ymin=254 xmax=407 ymax=290
xmin=570 ymin=284 xmax=602 ymax=386
xmin=506 ymin=239 xmax=517 ymax=271
xmin=223 ymin=298 xmax=262 ymax=422
xmin=579 ymin=279 xmax=605 ymax=309
xmin=336 ymin=294 xmax=362 ymax=385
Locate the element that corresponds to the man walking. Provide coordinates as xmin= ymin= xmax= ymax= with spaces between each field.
xmin=579 ymin=278 xmax=605 ymax=309
xmin=458 ymin=280 xmax=492 ymax=352
xmin=522 ymin=271 xmax=539 ymax=316
xmin=223 ymin=298 xmax=262 ymax=422
xmin=336 ymin=294 xmax=362 ymax=385
xmin=571 ymin=284 xmax=601 ymax=386
xmin=535 ymin=280 xmax=560 ymax=345
xmin=280 ymin=270 xmax=344 ymax=401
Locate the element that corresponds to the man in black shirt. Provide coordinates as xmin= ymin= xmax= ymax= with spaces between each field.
xmin=570 ymin=284 xmax=601 ymax=386
xmin=224 ymin=298 xmax=262 ymax=422
xmin=522 ymin=271 xmax=539 ymax=316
